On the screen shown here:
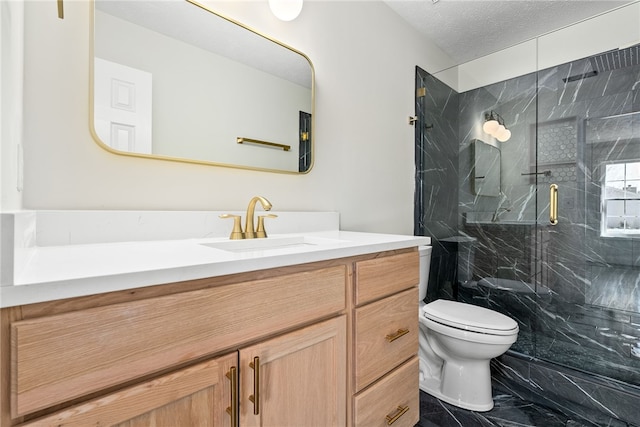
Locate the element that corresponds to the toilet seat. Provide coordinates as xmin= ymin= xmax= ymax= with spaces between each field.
xmin=423 ymin=299 xmax=518 ymax=336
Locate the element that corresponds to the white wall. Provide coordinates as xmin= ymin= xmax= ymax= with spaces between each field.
xmin=1 ymin=1 xmax=24 ymax=211
xmin=10 ymin=0 xmax=455 ymax=235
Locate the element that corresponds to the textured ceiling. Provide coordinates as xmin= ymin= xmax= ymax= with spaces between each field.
xmin=383 ymin=0 xmax=633 ymax=64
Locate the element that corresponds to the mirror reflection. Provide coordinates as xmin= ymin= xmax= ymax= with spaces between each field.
xmin=472 ymin=138 xmax=501 ymax=196
xmin=91 ymin=0 xmax=314 ymax=173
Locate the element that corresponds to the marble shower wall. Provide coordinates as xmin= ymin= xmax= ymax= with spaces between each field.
xmin=458 ymin=72 xmax=539 ymax=283
xmin=456 ymin=47 xmax=640 ymax=390
xmin=536 ymin=53 xmax=640 ymax=309
xmin=416 ymin=49 xmax=640 ymax=420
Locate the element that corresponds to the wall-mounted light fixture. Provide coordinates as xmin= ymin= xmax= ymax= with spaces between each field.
xmin=269 ymin=0 xmax=303 ymax=21
xmin=483 ymin=111 xmax=511 ymax=142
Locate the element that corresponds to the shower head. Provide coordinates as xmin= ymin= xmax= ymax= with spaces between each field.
xmin=562 ymin=43 xmax=639 ymax=83
xmin=590 ymin=43 xmax=640 ymax=73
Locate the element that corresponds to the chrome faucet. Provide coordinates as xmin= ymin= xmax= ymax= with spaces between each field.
xmin=244 ymin=196 xmax=273 ymax=239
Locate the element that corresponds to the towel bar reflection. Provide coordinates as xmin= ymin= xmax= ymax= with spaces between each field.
xmin=237 ymin=137 xmax=291 ymax=151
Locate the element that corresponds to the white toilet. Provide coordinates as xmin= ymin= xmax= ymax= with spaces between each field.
xmin=418 ymin=246 xmax=519 ymax=412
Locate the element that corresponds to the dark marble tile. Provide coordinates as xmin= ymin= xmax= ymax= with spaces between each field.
xmin=416 ymin=391 xmax=590 ymax=427
xmin=420 ymin=46 xmax=640 ymax=427
xmin=492 ymin=353 xmax=640 ymax=427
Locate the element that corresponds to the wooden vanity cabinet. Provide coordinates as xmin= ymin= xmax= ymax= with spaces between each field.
xmin=352 ymin=252 xmax=420 ymax=427
xmin=13 ymin=317 xmax=346 ymax=427
xmin=0 ymin=248 xmax=419 ymax=427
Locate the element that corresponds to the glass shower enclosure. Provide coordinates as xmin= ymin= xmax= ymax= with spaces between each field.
xmin=416 ymin=2 xmax=640 ymax=403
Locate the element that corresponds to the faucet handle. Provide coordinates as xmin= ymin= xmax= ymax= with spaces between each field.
xmin=219 ymin=214 xmax=244 ymax=240
xmin=256 ymin=214 xmax=278 ymax=238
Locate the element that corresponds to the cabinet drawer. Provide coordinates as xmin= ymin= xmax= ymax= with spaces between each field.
xmin=355 ymin=251 xmax=418 ymax=306
xmin=353 ymin=288 xmax=417 ymax=391
xmin=353 ymin=357 xmax=419 ymax=427
xmin=10 ymin=265 xmax=346 ymax=417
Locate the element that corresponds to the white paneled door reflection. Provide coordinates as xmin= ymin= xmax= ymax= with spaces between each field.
xmin=94 ymin=57 xmax=152 ymax=154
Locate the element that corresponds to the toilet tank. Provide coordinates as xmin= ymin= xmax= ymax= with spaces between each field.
xmin=418 ymin=245 xmax=432 ymax=301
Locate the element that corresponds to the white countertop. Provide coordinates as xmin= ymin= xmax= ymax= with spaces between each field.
xmin=1 ymin=230 xmax=430 ymax=308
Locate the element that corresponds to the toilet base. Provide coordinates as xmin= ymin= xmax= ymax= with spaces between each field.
xmin=419 ymin=356 xmax=496 ymax=412
xmin=419 ymin=377 xmax=494 ymax=412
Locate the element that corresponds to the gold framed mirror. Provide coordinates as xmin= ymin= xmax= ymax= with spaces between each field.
xmin=90 ymin=0 xmax=314 ymax=173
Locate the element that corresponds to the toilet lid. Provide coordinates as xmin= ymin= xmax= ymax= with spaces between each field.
xmin=423 ymin=299 xmax=518 ymax=336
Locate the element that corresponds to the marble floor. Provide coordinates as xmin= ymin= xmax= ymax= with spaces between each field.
xmin=416 ymin=391 xmax=601 ymax=427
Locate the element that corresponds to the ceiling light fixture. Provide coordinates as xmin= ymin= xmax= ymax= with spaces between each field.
xmin=483 ymin=111 xmax=511 ymax=142
xmin=269 ymin=0 xmax=303 ymax=21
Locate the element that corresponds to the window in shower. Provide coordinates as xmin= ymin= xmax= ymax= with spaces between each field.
xmin=602 ymin=161 xmax=640 ymax=236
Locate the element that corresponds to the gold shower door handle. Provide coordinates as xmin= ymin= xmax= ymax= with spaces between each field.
xmin=225 ymin=366 xmax=238 ymax=427
xmin=248 ymin=356 xmax=260 ymax=415
xmin=550 ymin=184 xmax=559 ymax=225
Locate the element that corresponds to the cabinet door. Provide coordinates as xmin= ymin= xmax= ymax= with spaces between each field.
xmin=239 ymin=316 xmax=347 ymax=427
xmin=19 ymin=353 xmax=237 ymax=427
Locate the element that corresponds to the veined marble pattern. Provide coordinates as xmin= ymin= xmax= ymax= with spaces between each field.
xmin=415 ymin=44 xmax=640 ymax=426
xmin=456 ymin=43 xmax=640 ymax=388
xmin=416 ymin=391 xmax=598 ymax=427
xmin=492 ymin=353 xmax=640 ymax=427
xmin=460 ymin=281 xmax=640 ymax=385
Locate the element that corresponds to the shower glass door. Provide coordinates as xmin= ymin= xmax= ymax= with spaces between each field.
xmin=533 ymin=46 xmax=640 ymax=384
xmin=421 ymin=4 xmax=640 ymax=389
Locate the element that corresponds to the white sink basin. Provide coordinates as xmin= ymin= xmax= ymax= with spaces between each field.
xmin=201 ymin=236 xmax=345 ymax=253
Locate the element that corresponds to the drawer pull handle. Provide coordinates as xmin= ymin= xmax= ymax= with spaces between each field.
xmin=385 ymin=328 xmax=409 ymax=343
xmin=385 ymin=405 xmax=409 ymax=425
xmin=249 ymin=356 xmax=260 ymax=415
xmin=225 ymin=366 xmax=238 ymax=427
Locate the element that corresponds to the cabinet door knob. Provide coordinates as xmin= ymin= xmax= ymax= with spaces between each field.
xmin=248 ymin=356 xmax=260 ymax=415
xmin=385 ymin=328 xmax=409 ymax=343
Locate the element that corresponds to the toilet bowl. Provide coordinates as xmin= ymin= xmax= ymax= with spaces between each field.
xmin=418 ymin=245 xmax=519 ymax=412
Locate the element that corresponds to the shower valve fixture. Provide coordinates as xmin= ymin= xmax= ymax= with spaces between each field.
xmin=483 ymin=111 xmax=511 ymax=142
